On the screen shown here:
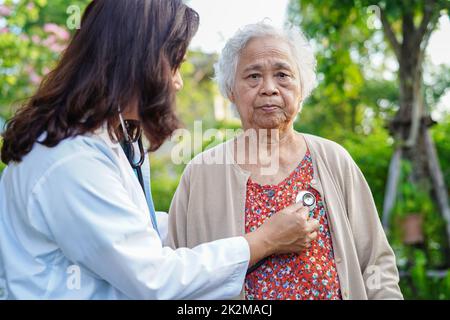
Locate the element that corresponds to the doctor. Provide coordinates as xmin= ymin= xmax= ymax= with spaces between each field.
xmin=0 ymin=0 xmax=319 ymax=299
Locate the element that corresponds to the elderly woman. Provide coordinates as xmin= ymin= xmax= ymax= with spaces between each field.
xmin=167 ymin=23 xmax=403 ymax=300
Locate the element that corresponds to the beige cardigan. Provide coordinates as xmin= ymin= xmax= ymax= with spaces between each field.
xmin=166 ymin=133 xmax=403 ymax=300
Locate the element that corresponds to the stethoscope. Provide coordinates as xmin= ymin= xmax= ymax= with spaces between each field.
xmin=117 ymin=111 xmax=167 ymax=239
xmin=246 ymin=190 xmax=317 ymax=275
xmin=118 ymin=112 xmax=160 ymax=236
xmin=295 ymin=191 xmax=317 ymax=211
xmin=118 ymin=113 xmax=146 ymax=193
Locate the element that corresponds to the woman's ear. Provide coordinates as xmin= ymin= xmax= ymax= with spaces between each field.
xmin=298 ymin=101 xmax=304 ymax=114
xmin=228 ymin=90 xmax=236 ymax=104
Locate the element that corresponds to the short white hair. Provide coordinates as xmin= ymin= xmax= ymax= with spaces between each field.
xmin=214 ymin=22 xmax=317 ymax=102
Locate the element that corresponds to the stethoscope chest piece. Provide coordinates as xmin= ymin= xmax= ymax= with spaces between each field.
xmin=246 ymin=189 xmax=318 ymax=276
xmin=296 ymin=190 xmax=317 ymax=211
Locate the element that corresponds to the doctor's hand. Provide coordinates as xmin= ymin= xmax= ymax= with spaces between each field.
xmin=244 ymin=202 xmax=319 ymax=267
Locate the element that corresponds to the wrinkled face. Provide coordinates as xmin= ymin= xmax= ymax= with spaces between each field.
xmin=230 ymin=36 xmax=302 ymax=131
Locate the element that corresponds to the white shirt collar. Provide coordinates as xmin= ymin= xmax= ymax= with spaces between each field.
xmin=93 ymin=123 xmax=121 ymax=150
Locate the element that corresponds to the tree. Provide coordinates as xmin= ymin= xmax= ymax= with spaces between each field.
xmin=0 ymin=0 xmax=89 ymax=119
xmin=288 ymin=0 xmax=450 ymax=245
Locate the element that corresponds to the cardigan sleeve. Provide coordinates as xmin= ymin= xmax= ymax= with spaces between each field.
xmin=341 ymin=150 xmax=403 ymax=299
xmin=166 ymin=163 xmax=192 ymax=248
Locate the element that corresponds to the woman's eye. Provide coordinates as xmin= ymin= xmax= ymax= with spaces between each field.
xmin=277 ymin=72 xmax=290 ymax=79
xmin=248 ymin=74 xmax=261 ymax=80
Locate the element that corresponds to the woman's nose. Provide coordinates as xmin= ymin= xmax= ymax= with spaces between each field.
xmin=260 ymin=77 xmax=279 ymax=96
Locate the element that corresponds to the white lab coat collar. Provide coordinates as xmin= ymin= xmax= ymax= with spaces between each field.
xmin=91 ymin=123 xmax=150 ymax=215
xmin=92 ymin=123 xmax=122 ymax=153
xmin=91 ymin=122 xmax=162 ymax=238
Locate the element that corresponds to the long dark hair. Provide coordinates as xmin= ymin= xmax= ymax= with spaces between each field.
xmin=1 ymin=0 xmax=199 ymax=164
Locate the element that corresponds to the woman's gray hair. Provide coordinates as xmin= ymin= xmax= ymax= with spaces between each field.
xmin=214 ymin=22 xmax=317 ymax=102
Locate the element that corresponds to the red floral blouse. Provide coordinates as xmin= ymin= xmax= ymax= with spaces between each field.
xmin=244 ymin=149 xmax=342 ymax=300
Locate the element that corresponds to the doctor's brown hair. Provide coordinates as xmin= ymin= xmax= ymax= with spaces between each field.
xmin=1 ymin=0 xmax=199 ymax=164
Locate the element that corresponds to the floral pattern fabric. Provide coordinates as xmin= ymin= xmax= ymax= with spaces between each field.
xmin=244 ymin=150 xmax=342 ymax=300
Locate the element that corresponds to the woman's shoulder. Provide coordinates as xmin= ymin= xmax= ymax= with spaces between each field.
xmin=302 ymin=133 xmax=355 ymax=167
xmin=188 ymin=139 xmax=232 ymax=166
xmin=2 ymin=133 xmax=121 ymax=204
xmin=34 ymin=133 xmax=117 ymax=164
xmin=181 ymin=139 xmax=234 ymax=180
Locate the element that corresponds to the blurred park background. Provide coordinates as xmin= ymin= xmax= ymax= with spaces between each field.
xmin=0 ymin=0 xmax=449 ymax=299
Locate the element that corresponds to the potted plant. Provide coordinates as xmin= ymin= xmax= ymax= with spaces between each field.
xmin=393 ymin=162 xmax=434 ymax=246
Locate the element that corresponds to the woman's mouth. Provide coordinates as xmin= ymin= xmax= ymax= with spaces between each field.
xmin=259 ymin=105 xmax=279 ymax=112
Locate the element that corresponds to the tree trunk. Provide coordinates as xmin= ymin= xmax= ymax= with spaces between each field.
xmin=383 ymin=11 xmax=450 ymax=247
xmin=423 ymin=126 xmax=450 ymax=244
xmin=382 ymin=146 xmax=402 ymax=232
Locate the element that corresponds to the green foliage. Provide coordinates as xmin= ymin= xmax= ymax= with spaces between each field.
xmin=432 ymin=115 xmax=450 ymax=191
xmin=288 ymin=0 xmax=448 ymax=139
xmin=0 ymin=0 xmax=89 ymax=118
xmin=150 ymin=154 xmax=184 ymax=213
xmin=410 ymin=250 xmax=432 ymax=297
xmin=393 ymin=161 xmax=434 ymax=217
xmin=175 ymin=51 xmax=219 ymax=130
xmin=288 ymin=0 xmax=383 ymax=137
xmin=388 ymin=157 xmax=450 ymax=297
xmin=399 ymin=249 xmax=450 ymax=300
xmin=390 ymin=159 xmax=449 ymax=269
xmin=340 ymin=123 xmax=393 ymax=214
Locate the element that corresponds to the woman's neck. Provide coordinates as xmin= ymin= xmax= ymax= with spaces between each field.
xmin=236 ymin=126 xmax=305 ymax=168
xmin=234 ymin=126 xmax=306 ymax=184
xmin=242 ymin=126 xmax=298 ymax=150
